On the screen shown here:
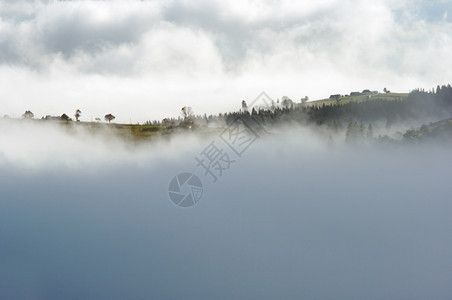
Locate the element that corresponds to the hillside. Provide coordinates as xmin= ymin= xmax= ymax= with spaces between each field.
xmin=306 ymin=92 xmax=408 ymax=107
xmin=4 ymin=85 xmax=451 ymax=144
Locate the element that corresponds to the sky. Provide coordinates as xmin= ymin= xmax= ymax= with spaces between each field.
xmin=1 ymin=120 xmax=452 ymax=299
xmin=0 ymin=0 xmax=451 ymax=123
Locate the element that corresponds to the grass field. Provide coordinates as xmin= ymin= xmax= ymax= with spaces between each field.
xmin=8 ymin=119 xmax=170 ymax=140
xmin=75 ymin=123 xmax=171 ymax=140
xmin=303 ymin=92 xmax=409 ymax=107
xmin=9 ymin=118 xmax=225 ymax=141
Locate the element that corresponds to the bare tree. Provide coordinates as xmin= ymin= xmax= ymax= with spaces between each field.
xmin=104 ymin=114 xmax=115 ymax=123
xmin=181 ymin=106 xmax=193 ymax=120
xmin=75 ymin=109 xmax=81 ymax=122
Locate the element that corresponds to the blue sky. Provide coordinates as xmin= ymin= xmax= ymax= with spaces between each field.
xmin=0 ymin=0 xmax=451 ymax=122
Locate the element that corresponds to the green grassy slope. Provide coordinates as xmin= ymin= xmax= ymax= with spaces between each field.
xmin=304 ymin=92 xmax=408 ymax=107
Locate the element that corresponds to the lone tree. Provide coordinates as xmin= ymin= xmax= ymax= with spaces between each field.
xmin=181 ymin=106 xmax=193 ymax=120
xmin=22 ymin=110 xmax=34 ymax=119
xmin=104 ymin=114 xmax=115 ymax=123
xmin=241 ymin=100 xmax=248 ymax=111
xmin=75 ymin=109 xmax=81 ymax=122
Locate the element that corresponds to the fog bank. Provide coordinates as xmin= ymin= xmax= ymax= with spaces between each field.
xmin=0 ymin=121 xmax=451 ymax=299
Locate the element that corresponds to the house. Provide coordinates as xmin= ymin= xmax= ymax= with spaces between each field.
xmin=43 ymin=114 xmax=71 ymax=121
xmin=44 ymin=115 xmax=61 ymax=121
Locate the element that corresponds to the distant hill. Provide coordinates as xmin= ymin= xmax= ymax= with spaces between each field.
xmin=305 ymin=92 xmax=408 ymax=107
xmin=4 ymin=84 xmax=451 ymax=144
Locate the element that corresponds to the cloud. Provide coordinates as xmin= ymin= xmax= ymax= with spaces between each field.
xmin=0 ymin=0 xmax=451 ymax=122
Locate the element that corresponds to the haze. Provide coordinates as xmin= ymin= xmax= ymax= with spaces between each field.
xmin=1 ymin=120 xmax=452 ymax=299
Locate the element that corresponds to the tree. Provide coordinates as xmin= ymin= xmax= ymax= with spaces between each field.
xmin=301 ymin=96 xmax=309 ymax=103
xmin=281 ymin=96 xmax=293 ymax=109
xmin=95 ymin=117 xmax=101 ymax=122
xmin=367 ymin=123 xmax=373 ymax=139
xmin=22 ymin=110 xmax=34 ymax=119
xmin=181 ymin=106 xmax=193 ymax=120
xmin=359 ymin=122 xmax=365 ymax=137
xmin=162 ymin=118 xmax=174 ymax=127
xmin=241 ymin=100 xmax=248 ymax=111
xmin=75 ymin=109 xmax=81 ymax=122
xmin=346 ymin=121 xmax=360 ymax=143
xmin=104 ymin=114 xmax=115 ymax=123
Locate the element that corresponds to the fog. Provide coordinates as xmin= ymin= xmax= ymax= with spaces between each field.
xmin=1 ymin=120 xmax=451 ymax=299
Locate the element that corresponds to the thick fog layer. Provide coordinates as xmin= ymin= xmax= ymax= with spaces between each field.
xmin=1 ymin=121 xmax=451 ymax=299
xmin=1 ymin=0 xmax=452 ymax=122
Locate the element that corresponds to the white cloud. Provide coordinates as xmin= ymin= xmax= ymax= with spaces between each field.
xmin=0 ymin=0 xmax=451 ymax=122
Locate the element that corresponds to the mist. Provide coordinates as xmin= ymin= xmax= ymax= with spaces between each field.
xmin=1 ymin=120 xmax=451 ymax=299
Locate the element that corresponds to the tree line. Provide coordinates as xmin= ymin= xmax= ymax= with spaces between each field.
xmin=15 ymin=109 xmax=117 ymax=123
xmin=147 ymin=85 xmax=452 ymax=131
